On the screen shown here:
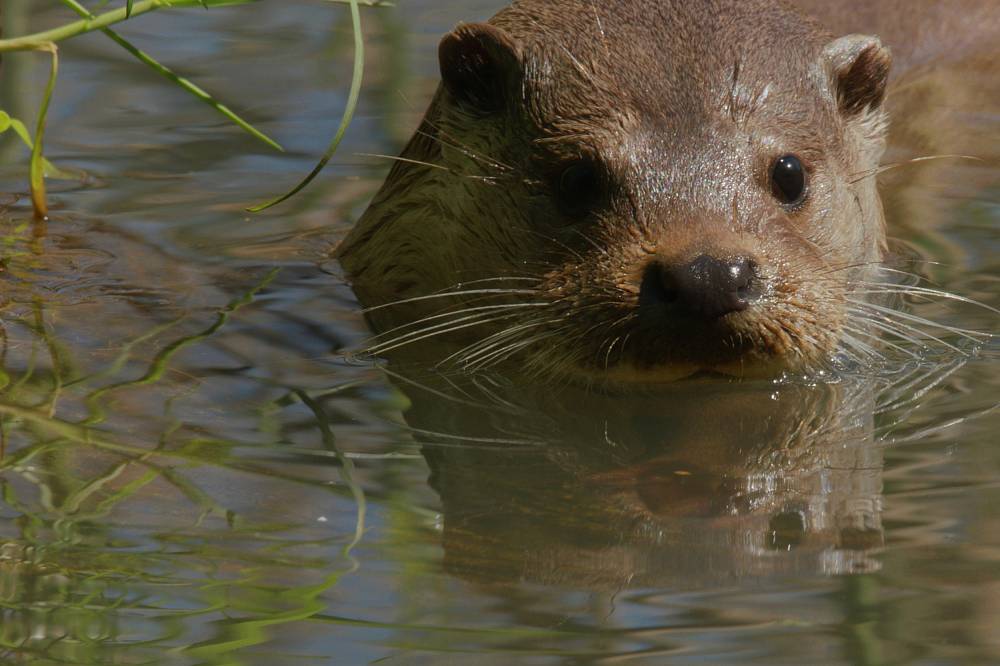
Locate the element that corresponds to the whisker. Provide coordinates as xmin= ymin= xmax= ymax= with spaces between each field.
xmin=439 ymin=319 xmax=543 ymax=368
xmin=847 ymin=307 xmax=967 ymax=355
xmin=847 ymin=306 xmax=944 ymax=349
xmin=366 ymin=302 xmax=548 ymax=343
xmin=570 ymin=227 xmax=610 ymax=256
xmin=847 ymin=307 xmax=939 ymax=347
xmin=354 ymin=152 xmax=450 ymax=172
xmin=467 ymin=331 xmax=559 ymax=371
xmin=451 ymin=318 xmax=561 ymax=369
xmin=838 ymin=325 xmax=887 ymax=358
xmin=415 ymin=126 xmax=514 ymax=173
xmin=362 ymin=288 xmax=539 ymax=314
xmin=875 ymin=359 xmax=967 ymax=416
xmin=365 ymin=311 xmax=530 ymax=356
xmin=377 ymin=365 xmax=493 ymax=409
xmin=522 ymin=228 xmax=587 ymax=262
xmin=880 ymin=399 xmax=996 ymax=446
xmin=848 ymin=154 xmax=984 ymax=184
xmin=848 ymin=298 xmax=990 ymax=342
xmin=853 ymin=281 xmax=1000 ymax=315
xmin=446 ymin=276 xmax=543 ymax=286
xmin=841 ymin=322 xmax=919 ymax=360
xmin=403 ymin=425 xmax=542 ymax=448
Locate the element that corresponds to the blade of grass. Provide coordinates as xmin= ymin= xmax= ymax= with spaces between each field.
xmin=29 ymin=44 xmax=58 ymax=220
xmin=63 ymin=317 xmax=184 ymax=390
xmin=34 ymin=296 xmax=74 ymax=416
xmin=61 ymin=456 xmax=151 ymax=514
xmin=185 ymin=389 xmax=367 ymax=659
xmin=79 ymin=268 xmax=279 ymax=425
xmin=248 ymin=0 xmax=364 ymax=211
xmin=293 ymin=389 xmax=366 ymax=553
xmin=58 ymin=0 xmax=283 ymax=151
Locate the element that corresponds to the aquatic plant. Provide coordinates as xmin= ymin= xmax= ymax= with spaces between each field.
xmin=0 ymin=259 xmax=375 ymax=660
xmin=0 ymin=0 xmax=387 ymax=218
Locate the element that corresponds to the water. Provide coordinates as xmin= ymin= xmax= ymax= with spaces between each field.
xmin=0 ymin=2 xmax=998 ymax=664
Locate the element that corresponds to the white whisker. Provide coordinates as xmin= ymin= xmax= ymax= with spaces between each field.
xmin=849 ymin=298 xmax=989 ymax=342
xmin=367 ymin=303 xmax=548 ymax=344
xmin=365 ymin=311 xmax=530 ymax=356
xmin=362 ymin=288 xmax=539 ymax=314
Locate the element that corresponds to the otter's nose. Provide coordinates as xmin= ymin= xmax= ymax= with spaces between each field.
xmin=641 ymin=255 xmax=758 ymax=319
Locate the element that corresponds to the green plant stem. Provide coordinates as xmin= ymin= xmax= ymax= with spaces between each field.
xmin=249 ymin=0 xmax=364 ymax=211
xmin=57 ymin=0 xmax=283 ymax=151
xmin=0 ymin=0 xmax=174 ymax=51
xmin=0 ymin=0 xmax=386 ymax=52
xmin=29 ymin=44 xmax=58 ymax=220
xmin=0 ymin=0 xmax=388 ymax=211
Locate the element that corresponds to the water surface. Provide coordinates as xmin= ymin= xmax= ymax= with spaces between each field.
xmin=0 ymin=2 xmax=998 ymax=664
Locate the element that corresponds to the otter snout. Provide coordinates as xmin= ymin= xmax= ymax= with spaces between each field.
xmin=640 ymin=254 xmax=761 ymax=320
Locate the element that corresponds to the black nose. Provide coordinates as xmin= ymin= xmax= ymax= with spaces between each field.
xmin=641 ymin=255 xmax=758 ymax=319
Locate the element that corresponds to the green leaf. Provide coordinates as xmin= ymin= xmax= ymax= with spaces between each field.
xmin=0 ymin=111 xmax=76 ymax=179
xmin=126 ymin=0 xmax=134 ymax=18
xmin=249 ymin=0 xmax=365 ymax=211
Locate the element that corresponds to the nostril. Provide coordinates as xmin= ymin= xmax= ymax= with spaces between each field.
xmin=731 ymin=258 xmax=757 ymax=299
xmin=639 ymin=262 xmax=679 ymax=307
xmin=659 ymin=266 xmax=680 ymax=303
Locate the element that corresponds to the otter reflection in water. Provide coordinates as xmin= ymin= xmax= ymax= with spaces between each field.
xmin=372 ymin=351 xmax=974 ymax=586
xmin=379 ymin=362 xmax=960 ymax=586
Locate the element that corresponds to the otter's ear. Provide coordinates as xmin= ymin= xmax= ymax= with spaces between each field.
xmin=823 ymin=35 xmax=892 ymax=117
xmin=439 ymin=22 xmax=522 ymax=113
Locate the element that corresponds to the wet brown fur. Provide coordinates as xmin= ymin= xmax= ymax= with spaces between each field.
xmin=337 ymin=0 xmax=994 ymax=382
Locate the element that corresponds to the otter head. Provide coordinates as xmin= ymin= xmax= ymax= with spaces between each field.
xmin=339 ymin=0 xmax=892 ymax=383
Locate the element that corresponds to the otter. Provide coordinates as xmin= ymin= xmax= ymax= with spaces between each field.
xmin=337 ymin=0 xmax=996 ymax=384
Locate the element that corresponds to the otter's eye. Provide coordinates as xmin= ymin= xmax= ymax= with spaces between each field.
xmin=771 ymin=155 xmax=807 ymax=206
xmin=556 ymin=161 xmax=602 ymax=215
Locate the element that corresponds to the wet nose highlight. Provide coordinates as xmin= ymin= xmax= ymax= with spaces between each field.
xmin=641 ymin=254 xmax=758 ymax=319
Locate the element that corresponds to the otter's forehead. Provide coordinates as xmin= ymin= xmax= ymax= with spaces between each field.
xmin=492 ymin=0 xmax=831 ymax=128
